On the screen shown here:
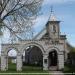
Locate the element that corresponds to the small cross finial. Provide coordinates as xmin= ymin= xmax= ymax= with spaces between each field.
xmin=51 ymin=6 xmax=54 ymax=13
xmin=49 ymin=6 xmax=57 ymax=21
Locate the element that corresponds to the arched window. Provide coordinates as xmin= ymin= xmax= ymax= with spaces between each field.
xmin=52 ymin=25 xmax=56 ymax=33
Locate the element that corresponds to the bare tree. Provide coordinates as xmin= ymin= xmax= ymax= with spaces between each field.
xmin=0 ymin=0 xmax=43 ymax=41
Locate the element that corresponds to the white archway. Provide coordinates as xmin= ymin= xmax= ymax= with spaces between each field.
xmin=21 ymin=42 xmax=45 ymax=70
xmin=1 ymin=46 xmax=22 ymax=71
xmin=46 ymin=46 xmax=59 ymax=55
xmin=21 ymin=42 xmax=45 ymax=55
xmin=5 ymin=47 xmax=19 ymax=55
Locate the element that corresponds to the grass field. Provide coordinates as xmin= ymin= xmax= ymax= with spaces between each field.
xmin=0 ymin=63 xmax=50 ymax=75
xmin=63 ymin=64 xmax=75 ymax=73
xmin=0 ymin=58 xmax=50 ymax=75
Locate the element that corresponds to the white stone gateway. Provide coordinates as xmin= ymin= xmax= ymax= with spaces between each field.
xmin=1 ymin=10 xmax=69 ymax=71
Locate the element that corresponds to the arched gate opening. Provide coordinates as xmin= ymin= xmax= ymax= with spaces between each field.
xmin=48 ymin=50 xmax=58 ymax=70
xmin=7 ymin=48 xmax=17 ymax=71
xmin=22 ymin=45 xmax=43 ymax=71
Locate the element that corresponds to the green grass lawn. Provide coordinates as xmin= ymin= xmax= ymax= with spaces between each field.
xmin=0 ymin=63 xmax=50 ymax=75
xmin=63 ymin=64 xmax=75 ymax=73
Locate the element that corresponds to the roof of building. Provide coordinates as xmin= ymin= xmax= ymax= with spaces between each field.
xmin=33 ymin=27 xmax=46 ymax=40
xmin=49 ymin=12 xmax=57 ymax=21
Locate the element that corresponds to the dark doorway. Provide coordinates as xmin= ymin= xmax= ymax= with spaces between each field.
xmin=23 ymin=46 xmax=43 ymax=67
xmin=48 ymin=50 xmax=57 ymax=66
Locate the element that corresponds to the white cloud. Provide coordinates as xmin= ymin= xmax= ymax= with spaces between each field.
xmin=34 ymin=15 xmax=49 ymax=26
xmin=32 ymin=14 xmax=49 ymax=35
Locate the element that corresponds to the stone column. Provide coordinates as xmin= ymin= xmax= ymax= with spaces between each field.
xmin=64 ymin=51 xmax=68 ymax=62
xmin=1 ymin=54 xmax=7 ymax=71
xmin=58 ymin=52 xmax=64 ymax=70
xmin=43 ymin=54 xmax=48 ymax=70
xmin=23 ymin=51 xmax=25 ymax=62
xmin=6 ymin=56 xmax=8 ymax=70
xmin=17 ymin=53 xmax=22 ymax=71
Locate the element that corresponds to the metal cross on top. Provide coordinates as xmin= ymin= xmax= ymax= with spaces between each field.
xmin=51 ymin=6 xmax=54 ymax=13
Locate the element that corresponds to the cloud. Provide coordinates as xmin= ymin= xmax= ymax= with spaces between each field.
xmin=32 ymin=14 xmax=49 ymax=35
xmin=33 ymin=14 xmax=49 ymax=29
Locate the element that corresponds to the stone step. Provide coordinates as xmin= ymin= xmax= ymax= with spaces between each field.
xmin=49 ymin=66 xmax=58 ymax=71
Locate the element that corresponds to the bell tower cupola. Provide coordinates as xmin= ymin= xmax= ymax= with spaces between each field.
xmin=46 ymin=7 xmax=60 ymax=41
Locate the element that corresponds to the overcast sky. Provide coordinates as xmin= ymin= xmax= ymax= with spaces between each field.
xmin=0 ymin=0 xmax=75 ymax=55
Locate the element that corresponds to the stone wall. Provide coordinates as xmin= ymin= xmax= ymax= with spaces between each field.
xmin=1 ymin=40 xmax=65 ymax=71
